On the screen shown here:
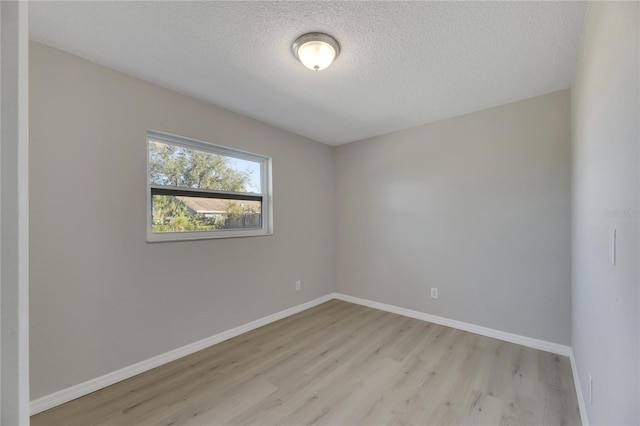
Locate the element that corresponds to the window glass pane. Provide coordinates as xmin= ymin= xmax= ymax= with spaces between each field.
xmin=149 ymin=140 xmax=261 ymax=193
xmin=152 ymin=194 xmax=262 ymax=233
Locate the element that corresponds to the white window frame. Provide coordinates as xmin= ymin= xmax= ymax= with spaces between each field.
xmin=146 ymin=130 xmax=273 ymax=242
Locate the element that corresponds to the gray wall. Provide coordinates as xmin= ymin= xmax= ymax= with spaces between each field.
xmin=571 ymin=2 xmax=639 ymax=425
xmin=335 ymin=91 xmax=572 ymax=345
xmin=1 ymin=1 xmax=31 ymax=423
xmin=29 ymin=42 xmax=335 ymax=399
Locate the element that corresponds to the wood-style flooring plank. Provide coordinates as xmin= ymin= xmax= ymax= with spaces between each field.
xmin=32 ymin=300 xmax=581 ymax=426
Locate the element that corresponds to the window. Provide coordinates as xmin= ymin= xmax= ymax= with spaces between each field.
xmin=147 ymin=130 xmax=272 ymax=242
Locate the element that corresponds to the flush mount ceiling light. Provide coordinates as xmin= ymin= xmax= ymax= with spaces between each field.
xmin=292 ymin=32 xmax=340 ymax=71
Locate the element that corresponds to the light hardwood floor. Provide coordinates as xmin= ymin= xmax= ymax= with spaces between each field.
xmin=32 ymin=300 xmax=581 ymax=426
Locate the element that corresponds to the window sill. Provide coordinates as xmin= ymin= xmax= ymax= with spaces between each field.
xmin=146 ymin=230 xmax=273 ymax=243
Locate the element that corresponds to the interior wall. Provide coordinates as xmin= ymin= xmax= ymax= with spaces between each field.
xmin=29 ymin=42 xmax=335 ymax=400
xmin=571 ymin=2 xmax=640 ymax=424
xmin=335 ymin=91 xmax=572 ymax=345
xmin=1 ymin=1 xmax=30 ymax=423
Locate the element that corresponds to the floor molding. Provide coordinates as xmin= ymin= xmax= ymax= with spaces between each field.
xmin=332 ymin=293 xmax=572 ymax=357
xmin=569 ymin=349 xmax=589 ymax=426
xmin=30 ymin=294 xmax=334 ymax=416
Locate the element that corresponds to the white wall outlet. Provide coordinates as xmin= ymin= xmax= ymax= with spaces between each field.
xmin=295 ymin=280 xmax=301 ymax=291
xmin=588 ymin=373 xmax=593 ymax=404
xmin=430 ymin=288 xmax=438 ymax=299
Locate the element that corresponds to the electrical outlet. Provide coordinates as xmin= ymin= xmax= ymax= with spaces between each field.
xmin=588 ymin=373 xmax=593 ymax=404
xmin=430 ymin=288 xmax=438 ymax=299
xmin=295 ymin=280 xmax=301 ymax=291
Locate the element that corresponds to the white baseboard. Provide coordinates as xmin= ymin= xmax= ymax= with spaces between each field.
xmin=30 ymin=294 xmax=334 ymax=415
xmin=570 ymin=349 xmax=589 ymax=426
xmin=332 ymin=293 xmax=572 ymax=356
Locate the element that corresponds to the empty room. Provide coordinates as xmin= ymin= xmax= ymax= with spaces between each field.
xmin=0 ymin=1 xmax=638 ymax=425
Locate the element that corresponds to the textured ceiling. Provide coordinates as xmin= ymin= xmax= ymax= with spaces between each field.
xmin=29 ymin=1 xmax=587 ymax=145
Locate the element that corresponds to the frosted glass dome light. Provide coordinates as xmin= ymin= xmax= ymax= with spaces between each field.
xmin=292 ymin=33 xmax=340 ymax=71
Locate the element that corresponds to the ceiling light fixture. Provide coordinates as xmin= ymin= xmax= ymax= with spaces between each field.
xmin=292 ymin=32 xmax=340 ymax=71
